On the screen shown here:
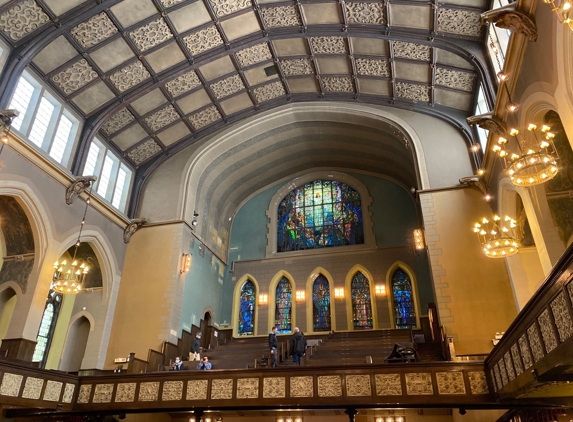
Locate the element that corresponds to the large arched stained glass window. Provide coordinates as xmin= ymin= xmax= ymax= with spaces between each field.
xmin=351 ymin=272 xmax=373 ymax=330
xmin=238 ymin=280 xmax=256 ymax=335
xmin=392 ymin=269 xmax=416 ymax=329
xmin=277 ymin=180 xmax=364 ymax=252
xmin=275 ymin=277 xmax=292 ymax=334
xmin=312 ymin=275 xmax=331 ymax=332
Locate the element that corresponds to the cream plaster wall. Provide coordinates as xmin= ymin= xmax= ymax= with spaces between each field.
xmin=105 ymin=224 xmax=186 ymax=368
xmin=420 ymin=188 xmax=517 ymax=355
xmin=506 ymin=247 xmax=545 ymax=310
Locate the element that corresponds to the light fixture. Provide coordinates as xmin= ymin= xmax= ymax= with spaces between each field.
xmin=296 ymin=290 xmax=305 ymax=301
xmin=485 ymin=194 xmax=492 ymax=202
xmin=505 ymin=101 xmax=519 ymax=112
xmin=544 ymin=0 xmax=573 ymax=31
xmin=477 ymin=168 xmax=485 ymax=176
xmin=192 ymin=211 xmax=199 ymax=227
xmin=334 ymin=288 xmax=345 ymax=298
xmin=497 ymin=71 xmax=509 ymax=81
xmin=473 ymin=215 xmax=519 ymax=258
xmin=470 ymin=143 xmax=480 ymax=152
xmin=413 ymin=229 xmax=425 ymax=250
xmin=52 ymin=187 xmax=93 ymax=294
xmin=492 ymin=123 xmax=559 ymax=187
xmin=375 ymin=284 xmax=386 ymax=295
xmin=181 ymin=253 xmax=192 ymax=273
xmin=259 ymin=293 xmax=268 ymax=304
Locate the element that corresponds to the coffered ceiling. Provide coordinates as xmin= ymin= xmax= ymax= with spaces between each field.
xmin=0 ymin=0 xmax=488 ymax=170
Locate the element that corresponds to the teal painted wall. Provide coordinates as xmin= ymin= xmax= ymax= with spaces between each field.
xmin=221 ymin=172 xmax=435 ymax=325
xmin=179 ymin=238 xmax=225 ymax=335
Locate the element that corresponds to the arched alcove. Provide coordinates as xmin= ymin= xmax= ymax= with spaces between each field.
xmin=305 ymin=268 xmax=336 ymax=334
xmin=344 ymin=265 xmax=378 ymax=331
xmin=0 ymin=287 xmax=17 ymax=344
xmin=59 ymin=315 xmax=92 ymax=372
xmin=268 ymin=270 xmax=296 ymax=334
xmin=231 ymin=274 xmax=259 ymax=337
xmin=386 ymin=262 xmax=421 ymax=330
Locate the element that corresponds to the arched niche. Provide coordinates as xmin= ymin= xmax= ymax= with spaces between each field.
xmin=59 ymin=312 xmax=94 ymax=372
xmin=305 ymin=267 xmax=336 ymax=334
xmin=267 ymin=270 xmax=296 ymax=334
xmin=385 ymin=262 xmax=421 ymax=330
xmin=0 ymin=286 xmax=19 ymax=344
xmin=231 ymin=274 xmax=259 ymax=337
xmin=344 ymin=265 xmax=378 ymax=331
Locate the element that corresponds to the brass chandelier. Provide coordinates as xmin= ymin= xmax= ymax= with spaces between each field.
xmin=492 ymin=123 xmax=559 ymax=187
xmin=473 ymin=215 xmax=519 ymax=258
xmin=544 ymin=0 xmax=573 ymax=31
xmin=52 ymin=186 xmax=93 ymax=294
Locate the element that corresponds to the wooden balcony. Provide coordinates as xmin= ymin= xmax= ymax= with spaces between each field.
xmin=485 ymin=242 xmax=573 ymax=405
xmin=1 ymin=360 xmax=493 ymax=417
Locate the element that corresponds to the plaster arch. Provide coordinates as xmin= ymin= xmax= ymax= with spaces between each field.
xmin=305 ymin=267 xmax=336 ymax=334
xmin=498 ymin=179 xmax=546 ymax=309
xmin=231 ymin=274 xmax=260 ymax=337
xmin=0 ymin=281 xmax=23 ymax=299
xmin=202 ymin=307 xmax=215 ymax=326
xmin=265 ymin=170 xmax=376 ymax=258
xmin=344 ymin=264 xmax=378 ymax=331
xmin=267 ymin=270 xmax=296 ymax=334
xmin=385 ymin=261 xmax=421 ymax=330
xmin=67 ymin=310 xmax=96 ymax=332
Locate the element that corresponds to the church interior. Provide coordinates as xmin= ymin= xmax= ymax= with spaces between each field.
xmin=0 ymin=0 xmax=573 ymax=421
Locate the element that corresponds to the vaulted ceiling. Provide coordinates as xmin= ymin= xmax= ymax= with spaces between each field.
xmin=0 ymin=0 xmax=490 ymax=177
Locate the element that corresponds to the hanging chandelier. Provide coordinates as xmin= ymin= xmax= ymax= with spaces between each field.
xmin=492 ymin=123 xmax=559 ymax=187
xmin=544 ymin=0 xmax=573 ymax=31
xmin=473 ymin=215 xmax=519 ymax=258
xmin=52 ymin=186 xmax=93 ymax=294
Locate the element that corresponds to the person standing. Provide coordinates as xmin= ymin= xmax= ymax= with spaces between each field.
xmin=191 ymin=333 xmax=202 ymax=361
xmin=269 ymin=326 xmax=279 ymax=367
xmin=290 ymin=327 xmax=306 ymax=365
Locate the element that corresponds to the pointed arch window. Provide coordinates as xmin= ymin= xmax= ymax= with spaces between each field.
xmin=238 ymin=280 xmax=256 ymax=336
xmin=277 ymin=180 xmax=364 ymax=252
xmin=32 ymin=289 xmax=63 ymax=367
xmin=351 ymin=271 xmax=373 ymax=329
xmin=312 ymin=275 xmax=331 ymax=332
xmin=275 ymin=277 xmax=293 ymax=334
xmin=392 ymin=269 xmax=416 ymax=329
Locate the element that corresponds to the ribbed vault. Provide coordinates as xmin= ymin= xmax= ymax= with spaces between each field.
xmin=0 ymin=0 xmax=490 ymax=184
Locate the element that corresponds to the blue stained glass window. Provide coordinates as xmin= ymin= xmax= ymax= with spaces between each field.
xmin=312 ymin=275 xmax=331 ymax=332
xmin=351 ymin=271 xmax=373 ymax=330
xmin=392 ymin=269 xmax=416 ymax=329
xmin=238 ymin=280 xmax=256 ymax=335
xmin=277 ymin=180 xmax=364 ymax=252
xmin=275 ymin=277 xmax=292 ymax=334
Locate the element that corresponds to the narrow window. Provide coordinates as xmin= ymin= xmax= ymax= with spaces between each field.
xmin=49 ymin=115 xmax=73 ymax=163
xmin=112 ymin=167 xmax=127 ymax=208
xmin=97 ymin=154 xmax=114 ymax=198
xmin=83 ymin=142 xmax=101 ymax=176
xmin=9 ymin=77 xmax=34 ymax=131
xmin=32 ymin=290 xmax=63 ymax=367
xmin=392 ymin=269 xmax=416 ymax=329
xmin=238 ymin=280 xmax=256 ymax=335
xmin=312 ymin=274 xmax=331 ymax=332
xmin=28 ymin=97 xmax=55 ymax=148
xmin=275 ymin=277 xmax=292 ymax=333
xmin=351 ymin=271 xmax=373 ymax=329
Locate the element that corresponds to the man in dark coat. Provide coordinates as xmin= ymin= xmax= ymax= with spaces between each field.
xmin=191 ymin=333 xmax=201 ymax=361
xmin=269 ymin=326 xmax=279 ymax=367
xmin=290 ymin=327 xmax=306 ymax=365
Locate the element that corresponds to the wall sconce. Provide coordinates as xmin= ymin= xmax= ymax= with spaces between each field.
xmin=413 ymin=229 xmax=425 ymax=250
xmin=191 ymin=211 xmax=199 ymax=227
xmin=259 ymin=294 xmax=268 ymax=305
xmin=181 ymin=253 xmax=192 ymax=274
xmin=334 ymin=288 xmax=345 ymax=298
xmin=375 ymin=418 xmax=405 ymax=422
xmin=277 ymin=418 xmax=302 ymax=422
xmin=375 ymin=284 xmax=386 ymax=296
xmin=296 ymin=290 xmax=305 ymax=301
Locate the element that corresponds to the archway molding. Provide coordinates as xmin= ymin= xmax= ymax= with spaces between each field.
xmin=267 ymin=270 xmax=296 ymax=334
xmin=385 ymin=261 xmax=421 ymax=330
xmin=67 ymin=310 xmax=95 ymax=332
xmin=305 ymin=267 xmax=336 ymax=334
xmin=0 ymin=281 xmax=23 ymax=299
xmin=202 ymin=306 xmax=215 ymax=326
xmin=344 ymin=264 xmax=378 ymax=331
xmin=231 ymin=274 xmax=260 ymax=337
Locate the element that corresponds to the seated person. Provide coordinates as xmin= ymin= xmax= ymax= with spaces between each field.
xmin=196 ymin=356 xmax=212 ymax=370
xmin=170 ymin=357 xmax=184 ymax=371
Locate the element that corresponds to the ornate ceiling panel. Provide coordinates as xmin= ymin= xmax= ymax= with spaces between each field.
xmin=0 ymin=0 xmax=485 ymax=169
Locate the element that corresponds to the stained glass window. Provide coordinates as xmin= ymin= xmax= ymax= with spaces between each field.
xmin=277 ymin=180 xmax=364 ymax=252
xmin=275 ymin=277 xmax=292 ymax=334
xmin=238 ymin=280 xmax=256 ymax=336
xmin=392 ymin=269 xmax=416 ymax=329
xmin=351 ymin=271 xmax=373 ymax=330
xmin=312 ymin=274 xmax=331 ymax=332
xmin=32 ymin=289 xmax=62 ymax=366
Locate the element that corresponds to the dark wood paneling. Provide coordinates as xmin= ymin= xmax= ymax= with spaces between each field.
xmin=0 ymin=338 xmax=36 ymax=361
